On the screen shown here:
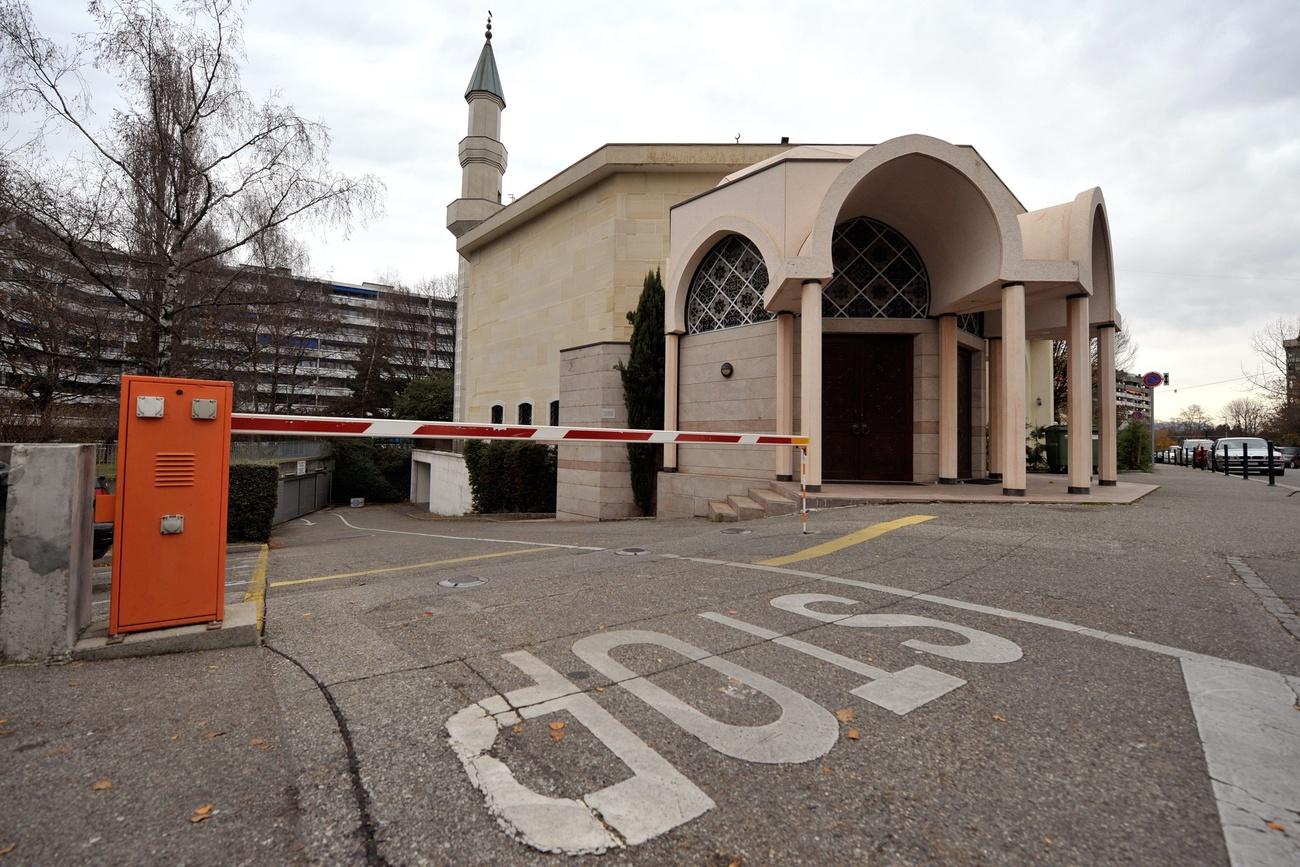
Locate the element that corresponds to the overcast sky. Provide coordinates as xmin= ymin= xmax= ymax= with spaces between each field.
xmin=32 ymin=1 xmax=1300 ymax=421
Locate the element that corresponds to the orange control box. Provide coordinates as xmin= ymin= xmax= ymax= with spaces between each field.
xmin=109 ymin=376 xmax=233 ymax=635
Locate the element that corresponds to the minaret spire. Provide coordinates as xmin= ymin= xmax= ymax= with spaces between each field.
xmin=447 ymin=13 xmax=508 ymax=238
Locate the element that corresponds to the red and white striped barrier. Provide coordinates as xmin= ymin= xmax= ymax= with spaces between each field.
xmin=230 ymin=413 xmax=810 ymax=447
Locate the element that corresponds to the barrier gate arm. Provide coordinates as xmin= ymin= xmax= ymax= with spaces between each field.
xmin=231 ymin=412 xmax=814 ymax=533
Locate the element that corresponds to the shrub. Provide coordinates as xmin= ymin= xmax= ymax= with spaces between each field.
xmin=616 ymin=269 xmax=665 ymax=515
xmin=1117 ymin=422 xmax=1153 ymax=472
xmin=228 ymin=464 xmax=278 ymax=542
xmin=394 ymin=373 xmax=453 ymax=421
xmin=463 ymin=440 xmax=557 ymax=514
xmin=333 ymin=439 xmax=407 ymax=503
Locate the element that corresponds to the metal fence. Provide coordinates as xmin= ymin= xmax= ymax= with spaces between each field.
xmin=95 ymin=438 xmax=333 ymax=468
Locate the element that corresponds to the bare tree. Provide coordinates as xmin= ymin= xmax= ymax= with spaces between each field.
xmin=1247 ymin=316 xmax=1300 ymax=406
xmin=0 ymin=222 xmax=117 ymax=433
xmin=1174 ymin=403 xmax=1212 ymax=438
xmin=1052 ymin=328 xmax=1138 ymax=420
xmin=0 ymin=0 xmax=381 ymax=376
xmin=1221 ymin=396 xmax=1268 ymax=436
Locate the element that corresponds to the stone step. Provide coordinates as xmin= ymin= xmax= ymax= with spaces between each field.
xmin=749 ymin=488 xmax=798 ymax=516
xmin=727 ymin=495 xmax=765 ymax=521
xmin=707 ymin=500 xmax=738 ymax=522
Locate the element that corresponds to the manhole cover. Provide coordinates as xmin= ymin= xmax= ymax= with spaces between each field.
xmin=438 ymin=576 xmax=486 ymax=588
xmin=615 ymin=547 xmax=650 ymax=556
xmin=721 ymin=528 xmax=752 ymax=535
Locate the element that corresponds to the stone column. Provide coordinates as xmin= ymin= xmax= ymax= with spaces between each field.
xmin=988 ymin=337 xmax=1003 ymax=480
xmin=800 ymin=281 xmax=823 ymax=490
xmin=556 ymin=342 xmax=635 ymax=520
xmin=938 ymin=314 xmax=958 ymax=483
xmin=1000 ymin=283 xmax=1027 ymax=496
xmin=775 ymin=312 xmax=795 ymax=480
xmin=663 ymin=332 xmax=680 ymax=472
xmin=1097 ymin=324 xmax=1119 ymax=486
xmin=1067 ymin=294 xmax=1093 ymax=494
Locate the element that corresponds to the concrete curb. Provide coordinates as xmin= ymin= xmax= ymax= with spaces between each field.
xmin=1227 ymin=555 xmax=1300 ymax=642
xmin=72 ymin=601 xmax=260 ymax=661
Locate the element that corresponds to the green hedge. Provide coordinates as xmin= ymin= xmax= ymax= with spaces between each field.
xmin=333 ymin=440 xmax=409 ymax=503
xmin=1117 ymin=421 xmax=1153 ymax=472
xmin=228 ymin=464 xmax=278 ymax=543
xmin=463 ymin=441 xmax=557 ymax=513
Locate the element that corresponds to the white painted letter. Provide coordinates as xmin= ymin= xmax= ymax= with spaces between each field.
xmin=445 ymin=650 xmax=713 ymax=854
xmin=572 ymin=629 xmax=838 ymax=764
xmin=771 ymin=593 xmax=1023 ymax=663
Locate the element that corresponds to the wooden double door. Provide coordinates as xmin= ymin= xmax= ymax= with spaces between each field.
xmin=822 ymin=334 xmax=972 ymax=482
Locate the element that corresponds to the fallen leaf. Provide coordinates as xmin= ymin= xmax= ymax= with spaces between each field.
xmin=549 ymin=730 xmax=565 ymax=742
xmin=422 ymin=611 xmax=434 ymax=617
xmin=0 ymin=719 xmax=6 ymax=724
xmin=67 ymin=682 xmax=79 ymax=688
xmin=91 ymin=778 xmax=112 ymax=791
xmin=202 ymin=730 xmax=225 ymax=740
xmin=992 ymin=714 xmax=1006 ymax=723
xmin=0 ymin=843 xmax=15 ymax=856
xmin=726 ymin=609 xmax=738 ymax=615
xmin=248 ymin=738 xmax=270 ymax=750
xmin=207 ymin=665 xmax=219 ymax=671
xmin=594 ymin=687 xmax=605 ymax=693
xmin=302 ymin=613 xmax=312 ymax=618
xmin=170 ymin=734 xmax=181 ymax=742
xmin=821 ymin=764 xmax=832 ymax=775
xmin=190 ymin=804 xmax=214 ymax=824
xmin=727 ymin=859 xmax=743 ymax=867
xmin=0 ymin=729 xmax=14 ymax=738
xmin=548 ymin=721 xmax=566 ymax=732
xmin=834 ymin=708 xmax=856 ymax=723
xmin=597 ymin=624 xmax=607 ymax=631
xmin=845 ymin=729 xmax=861 ymax=740
xmin=45 ymin=746 xmax=71 ymax=757
xmin=1265 ymin=820 xmax=1285 ymax=832
xmin=510 ymin=723 xmax=524 ymax=734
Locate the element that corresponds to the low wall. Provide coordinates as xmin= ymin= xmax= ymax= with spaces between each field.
xmin=411 ymin=448 xmax=471 ymax=516
xmin=0 ymin=444 xmax=94 ymax=662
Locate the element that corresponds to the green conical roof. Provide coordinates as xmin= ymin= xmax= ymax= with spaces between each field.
xmin=465 ymin=35 xmax=504 ymax=106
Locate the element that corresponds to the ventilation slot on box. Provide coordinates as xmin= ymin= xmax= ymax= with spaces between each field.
xmin=154 ymin=452 xmax=197 ymax=488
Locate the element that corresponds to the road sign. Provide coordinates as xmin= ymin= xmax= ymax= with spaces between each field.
xmin=1142 ymin=371 xmax=1163 ymax=388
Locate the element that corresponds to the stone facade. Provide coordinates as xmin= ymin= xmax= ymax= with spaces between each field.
xmin=556 ymin=342 xmax=633 ymax=521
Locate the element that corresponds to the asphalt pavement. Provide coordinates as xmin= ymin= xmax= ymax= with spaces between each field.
xmin=3 ymin=465 xmax=1298 ymax=865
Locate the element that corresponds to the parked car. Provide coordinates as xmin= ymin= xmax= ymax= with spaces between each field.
xmin=1208 ymin=437 xmax=1286 ymax=475
xmin=1278 ymin=445 xmax=1300 ymax=469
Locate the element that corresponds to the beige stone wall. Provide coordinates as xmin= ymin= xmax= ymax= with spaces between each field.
xmin=461 ymin=172 xmax=731 ymax=424
xmin=677 ymin=321 xmax=779 ymax=479
xmin=556 ymin=342 xmax=634 ymax=521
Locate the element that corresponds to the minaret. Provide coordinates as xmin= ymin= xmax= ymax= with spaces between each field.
xmin=447 ymin=14 xmax=507 ymax=238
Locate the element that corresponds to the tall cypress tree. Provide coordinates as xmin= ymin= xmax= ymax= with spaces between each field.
xmin=618 ymin=269 xmax=665 ymax=515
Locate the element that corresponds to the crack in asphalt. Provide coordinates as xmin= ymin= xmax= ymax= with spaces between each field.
xmin=264 ymin=643 xmax=389 ymax=867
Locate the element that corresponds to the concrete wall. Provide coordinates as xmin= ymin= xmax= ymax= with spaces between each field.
xmin=0 ymin=444 xmax=94 ymax=662
xmin=557 ymin=342 xmax=634 ymax=521
xmin=411 ymin=449 xmax=472 ymax=516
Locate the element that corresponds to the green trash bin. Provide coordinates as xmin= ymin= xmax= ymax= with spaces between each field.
xmin=1046 ymin=425 xmax=1100 ymax=474
xmin=1044 ymin=424 xmax=1067 ymax=473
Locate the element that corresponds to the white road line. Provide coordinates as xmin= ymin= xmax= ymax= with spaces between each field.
xmin=666 ymin=552 xmax=1300 ymax=866
xmin=91 ymin=580 xmax=251 ymax=606
xmin=332 ymin=513 xmax=606 ymax=552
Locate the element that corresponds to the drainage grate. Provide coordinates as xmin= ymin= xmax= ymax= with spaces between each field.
xmin=615 ymin=547 xmax=650 ymax=556
xmin=720 ymin=528 xmax=752 ymax=535
xmin=438 ymin=576 xmax=486 ymax=588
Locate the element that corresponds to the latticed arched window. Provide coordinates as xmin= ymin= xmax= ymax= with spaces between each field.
xmin=824 ymin=217 xmax=930 ymax=319
xmin=957 ymin=312 xmax=984 ymax=336
xmin=685 ymin=234 xmax=773 ymax=335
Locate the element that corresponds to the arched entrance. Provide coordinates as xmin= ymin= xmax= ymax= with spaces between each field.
xmin=821 ymin=217 xmax=930 ymax=483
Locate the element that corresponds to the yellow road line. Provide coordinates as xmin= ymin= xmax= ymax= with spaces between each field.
xmin=269 ymin=546 xmax=554 ymax=588
xmin=756 ymin=515 xmax=937 ymax=567
xmin=243 ymin=544 xmax=269 ymax=633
